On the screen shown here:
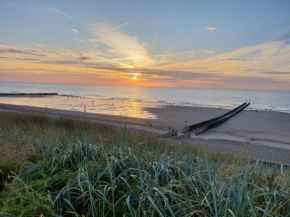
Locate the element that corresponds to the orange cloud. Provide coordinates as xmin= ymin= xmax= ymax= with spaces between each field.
xmin=88 ymin=23 xmax=153 ymax=67
xmin=71 ymin=29 xmax=79 ymax=34
xmin=1 ymin=36 xmax=290 ymax=90
xmin=206 ymin=27 xmax=218 ymax=31
xmin=34 ymin=43 xmax=46 ymax=48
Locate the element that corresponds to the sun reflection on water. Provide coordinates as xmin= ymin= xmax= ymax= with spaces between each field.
xmin=0 ymin=95 xmax=157 ymax=119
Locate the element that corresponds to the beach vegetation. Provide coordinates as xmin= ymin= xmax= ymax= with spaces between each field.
xmin=0 ymin=113 xmax=289 ymax=216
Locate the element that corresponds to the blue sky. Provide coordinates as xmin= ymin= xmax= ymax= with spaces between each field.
xmin=0 ymin=0 xmax=290 ymax=90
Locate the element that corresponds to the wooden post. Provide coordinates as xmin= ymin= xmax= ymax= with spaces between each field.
xmin=280 ymin=164 xmax=284 ymax=173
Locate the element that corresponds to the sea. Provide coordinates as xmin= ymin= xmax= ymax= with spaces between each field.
xmin=1 ymin=82 xmax=290 ymax=119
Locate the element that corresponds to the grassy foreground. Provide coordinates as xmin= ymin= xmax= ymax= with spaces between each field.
xmin=0 ymin=113 xmax=289 ymax=217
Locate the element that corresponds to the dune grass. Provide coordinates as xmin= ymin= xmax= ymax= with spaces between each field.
xmin=0 ymin=113 xmax=289 ymax=217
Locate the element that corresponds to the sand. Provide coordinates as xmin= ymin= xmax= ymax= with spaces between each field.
xmin=1 ymin=103 xmax=290 ymax=165
xmin=147 ymin=106 xmax=290 ymax=148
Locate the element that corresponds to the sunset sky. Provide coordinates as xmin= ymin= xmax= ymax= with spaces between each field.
xmin=1 ymin=0 xmax=290 ymax=90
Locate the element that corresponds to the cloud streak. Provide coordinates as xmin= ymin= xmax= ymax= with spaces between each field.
xmin=88 ymin=23 xmax=153 ymax=67
xmin=207 ymin=27 xmax=218 ymax=31
xmin=71 ymin=29 xmax=80 ymax=34
xmin=2 ymin=2 xmax=75 ymax=20
xmin=44 ymin=5 xmax=74 ymax=20
xmin=35 ymin=43 xmax=46 ymax=48
xmin=1 ymin=26 xmax=290 ymax=90
xmin=110 ymin=21 xmax=132 ymax=30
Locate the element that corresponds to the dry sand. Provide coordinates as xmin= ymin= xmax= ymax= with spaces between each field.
xmin=147 ymin=106 xmax=290 ymax=165
xmin=1 ymin=103 xmax=290 ymax=165
xmin=147 ymin=106 xmax=290 ymax=149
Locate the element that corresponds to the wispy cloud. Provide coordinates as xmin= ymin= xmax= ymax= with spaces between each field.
xmin=161 ymin=40 xmax=290 ymax=79
xmin=1 ymin=25 xmax=290 ymax=90
xmin=88 ymin=23 xmax=153 ymax=66
xmin=109 ymin=51 xmax=197 ymax=61
xmin=1 ymin=1 xmax=75 ymax=20
xmin=45 ymin=5 xmax=74 ymax=20
xmin=34 ymin=43 xmax=46 ymax=48
xmin=110 ymin=21 xmax=132 ymax=30
xmin=0 ymin=44 xmax=99 ymax=59
xmin=0 ymin=45 xmax=47 ymax=57
xmin=0 ymin=44 xmax=135 ymax=70
xmin=71 ymin=29 xmax=79 ymax=34
xmin=207 ymin=27 xmax=218 ymax=31
xmin=271 ymin=26 xmax=290 ymax=41
xmin=259 ymin=71 xmax=290 ymax=75
xmin=73 ymin=38 xmax=86 ymax=43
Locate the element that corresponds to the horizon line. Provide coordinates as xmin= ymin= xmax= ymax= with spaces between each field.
xmin=0 ymin=80 xmax=289 ymax=92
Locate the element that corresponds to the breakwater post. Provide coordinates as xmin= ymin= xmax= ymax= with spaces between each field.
xmin=0 ymin=93 xmax=58 ymax=96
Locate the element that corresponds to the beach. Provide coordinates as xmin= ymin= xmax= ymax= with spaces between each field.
xmin=0 ymin=103 xmax=290 ymax=165
xmin=148 ymin=106 xmax=290 ymax=165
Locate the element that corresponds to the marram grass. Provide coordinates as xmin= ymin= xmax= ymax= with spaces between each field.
xmin=0 ymin=113 xmax=289 ymax=217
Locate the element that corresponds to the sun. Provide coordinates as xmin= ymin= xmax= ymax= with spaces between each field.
xmin=131 ymin=73 xmax=141 ymax=81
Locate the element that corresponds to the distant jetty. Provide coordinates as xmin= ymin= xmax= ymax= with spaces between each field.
xmin=0 ymin=93 xmax=58 ymax=96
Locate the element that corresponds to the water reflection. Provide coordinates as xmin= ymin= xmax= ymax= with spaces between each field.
xmin=0 ymin=95 xmax=157 ymax=119
xmin=1 ymin=82 xmax=290 ymax=113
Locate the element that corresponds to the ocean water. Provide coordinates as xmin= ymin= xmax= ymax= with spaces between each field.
xmin=1 ymin=82 xmax=290 ymax=118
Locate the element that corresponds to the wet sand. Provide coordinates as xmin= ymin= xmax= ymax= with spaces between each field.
xmin=1 ymin=103 xmax=290 ymax=165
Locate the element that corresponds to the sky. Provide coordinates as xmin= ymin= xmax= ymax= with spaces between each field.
xmin=0 ymin=0 xmax=290 ymax=90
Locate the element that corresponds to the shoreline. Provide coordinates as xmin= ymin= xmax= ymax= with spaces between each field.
xmin=1 ymin=95 xmax=290 ymax=115
xmin=1 ymin=102 xmax=290 ymax=165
